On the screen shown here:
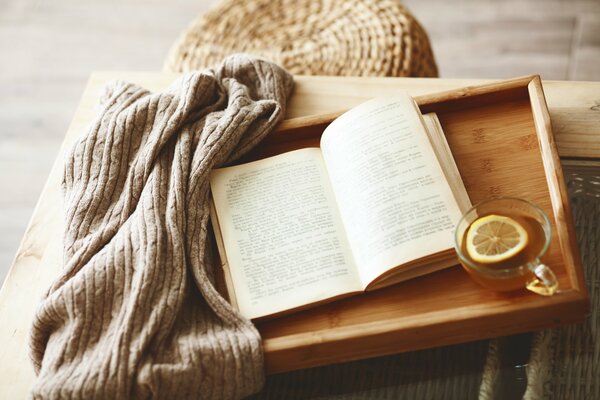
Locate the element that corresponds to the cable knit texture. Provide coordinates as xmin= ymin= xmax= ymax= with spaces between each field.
xmin=29 ymin=54 xmax=294 ymax=399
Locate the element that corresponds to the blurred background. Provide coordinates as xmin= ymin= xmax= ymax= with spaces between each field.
xmin=1 ymin=0 xmax=599 ymax=284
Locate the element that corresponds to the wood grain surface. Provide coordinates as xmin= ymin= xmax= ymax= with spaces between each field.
xmin=0 ymin=73 xmax=597 ymax=397
xmin=248 ymin=76 xmax=589 ymax=373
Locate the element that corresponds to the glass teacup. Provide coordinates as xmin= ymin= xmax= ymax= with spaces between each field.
xmin=454 ymin=197 xmax=558 ymax=295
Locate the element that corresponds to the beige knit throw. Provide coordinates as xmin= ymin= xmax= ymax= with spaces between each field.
xmin=29 ymin=54 xmax=293 ymax=399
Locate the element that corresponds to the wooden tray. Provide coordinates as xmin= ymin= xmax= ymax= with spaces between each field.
xmin=223 ymin=76 xmax=590 ymax=374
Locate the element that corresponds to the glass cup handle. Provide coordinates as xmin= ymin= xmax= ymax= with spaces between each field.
xmin=526 ymin=263 xmax=558 ymax=296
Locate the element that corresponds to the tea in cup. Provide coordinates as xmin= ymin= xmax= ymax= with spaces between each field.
xmin=454 ymin=197 xmax=558 ymax=295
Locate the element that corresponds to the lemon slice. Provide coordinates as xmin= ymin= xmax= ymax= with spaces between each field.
xmin=466 ymin=214 xmax=528 ymax=264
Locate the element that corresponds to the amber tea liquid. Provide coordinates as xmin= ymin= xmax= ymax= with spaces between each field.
xmin=459 ymin=214 xmax=547 ymax=291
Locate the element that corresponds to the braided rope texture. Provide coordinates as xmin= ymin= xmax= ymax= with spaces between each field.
xmin=164 ymin=0 xmax=438 ymax=78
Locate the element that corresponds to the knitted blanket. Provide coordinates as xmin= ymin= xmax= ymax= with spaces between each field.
xmin=29 ymin=54 xmax=293 ymax=399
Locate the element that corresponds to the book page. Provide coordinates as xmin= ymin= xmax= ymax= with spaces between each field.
xmin=320 ymin=96 xmax=464 ymax=286
xmin=422 ymin=113 xmax=471 ymax=213
xmin=209 ymin=148 xmax=361 ymax=319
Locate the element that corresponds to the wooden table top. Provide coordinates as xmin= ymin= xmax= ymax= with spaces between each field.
xmin=1 ymin=73 xmax=598 ymax=398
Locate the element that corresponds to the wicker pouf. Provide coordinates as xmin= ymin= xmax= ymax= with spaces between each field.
xmin=164 ymin=0 xmax=438 ymax=77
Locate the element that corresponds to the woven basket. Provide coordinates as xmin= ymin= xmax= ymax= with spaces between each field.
xmin=164 ymin=0 xmax=438 ymax=77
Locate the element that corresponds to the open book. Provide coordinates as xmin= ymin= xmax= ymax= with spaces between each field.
xmin=209 ymin=94 xmax=471 ymax=320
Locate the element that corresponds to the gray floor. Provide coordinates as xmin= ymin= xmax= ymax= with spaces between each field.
xmin=1 ymin=0 xmax=599 ymax=285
